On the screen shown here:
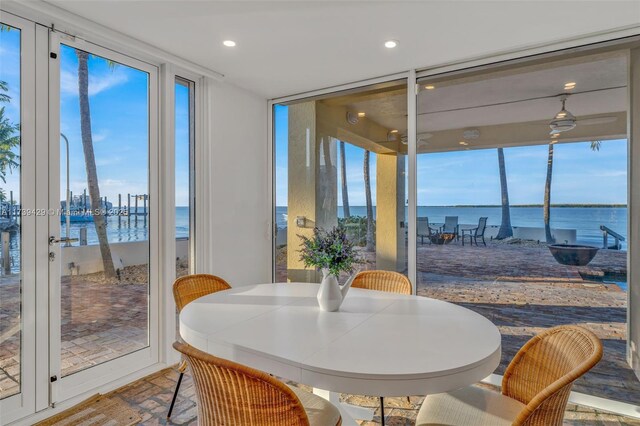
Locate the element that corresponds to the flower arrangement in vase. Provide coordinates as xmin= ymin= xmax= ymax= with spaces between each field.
xmin=298 ymin=226 xmax=360 ymax=311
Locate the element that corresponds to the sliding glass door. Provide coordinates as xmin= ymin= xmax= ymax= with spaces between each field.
xmin=274 ymin=80 xmax=408 ymax=282
xmin=48 ymin=35 xmax=159 ymax=402
xmin=415 ymin=51 xmax=633 ymax=403
xmin=272 ymin=46 xmax=640 ymax=410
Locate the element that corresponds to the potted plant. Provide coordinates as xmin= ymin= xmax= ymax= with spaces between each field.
xmin=299 ymin=226 xmax=360 ymax=311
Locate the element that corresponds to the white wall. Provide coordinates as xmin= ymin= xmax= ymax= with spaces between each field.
xmin=199 ymin=81 xmax=270 ymax=286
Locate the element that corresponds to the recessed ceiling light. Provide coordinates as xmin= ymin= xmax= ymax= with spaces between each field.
xmin=564 ymin=82 xmax=576 ymax=90
xmin=390 ymin=129 xmax=399 ymax=133
xmin=424 ymin=85 xmax=435 ymax=90
xmin=384 ymin=40 xmax=398 ymax=49
xmin=223 ymin=40 xmax=236 ymax=47
xmin=357 ymin=112 xmax=366 ymax=118
xmin=459 ymin=141 xmax=469 ymax=146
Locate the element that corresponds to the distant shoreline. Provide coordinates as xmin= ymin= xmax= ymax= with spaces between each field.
xmin=424 ymin=204 xmax=628 ymax=208
xmin=276 ymin=204 xmax=628 ymax=208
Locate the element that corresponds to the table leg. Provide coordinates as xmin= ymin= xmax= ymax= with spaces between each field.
xmin=313 ymin=388 xmax=375 ymax=425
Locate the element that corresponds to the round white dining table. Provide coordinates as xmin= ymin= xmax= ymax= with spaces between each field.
xmin=179 ymin=282 xmax=501 ymax=424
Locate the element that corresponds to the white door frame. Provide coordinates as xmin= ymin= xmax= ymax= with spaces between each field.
xmin=47 ymin=32 xmax=160 ymax=403
xmin=158 ymin=66 xmax=201 ymax=367
xmin=0 ymin=11 xmax=39 ymax=425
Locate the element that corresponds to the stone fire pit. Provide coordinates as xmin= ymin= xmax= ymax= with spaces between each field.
xmin=548 ymin=244 xmax=599 ymax=266
xmin=429 ymin=232 xmax=457 ymax=245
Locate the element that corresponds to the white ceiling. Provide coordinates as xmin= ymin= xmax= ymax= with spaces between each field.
xmin=46 ymin=1 xmax=640 ymax=99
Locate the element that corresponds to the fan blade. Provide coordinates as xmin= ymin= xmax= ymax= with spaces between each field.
xmin=578 ymin=116 xmax=618 ymax=126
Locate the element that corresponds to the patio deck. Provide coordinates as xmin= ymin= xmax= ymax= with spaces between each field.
xmin=414 ymin=239 xmax=634 ymax=403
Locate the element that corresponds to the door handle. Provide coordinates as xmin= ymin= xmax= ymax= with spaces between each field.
xmin=49 ymin=236 xmax=79 ymax=246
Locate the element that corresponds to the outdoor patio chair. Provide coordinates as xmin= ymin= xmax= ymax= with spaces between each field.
xmin=352 ymin=270 xmax=412 ymax=425
xmin=417 ymin=217 xmax=436 ymax=244
xmin=168 ymin=274 xmax=232 ymax=419
xmin=441 ymin=216 xmax=459 ymax=240
xmin=173 ymin=341 xmax=342 ymax=426
xmin=416 ymin=325 xmax=603 ymax=426
xmin=461 ymin=216 xmax=488 ymax=246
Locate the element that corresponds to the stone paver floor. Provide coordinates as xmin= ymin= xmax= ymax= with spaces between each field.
xmin=0 ymin=271 xmax=149 ymax=400
xmin=106 ymin=367 xmax=640 ymax=425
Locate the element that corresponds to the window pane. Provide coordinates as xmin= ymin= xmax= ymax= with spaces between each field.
xmin=275 ymin=80 xmax=408 ymax=282
xmin=175 ymin=78 xmax=193 ymax=279
xmin=0 ymin=22 xmax=22 ymax=400
xmin=416 ymin=51 xmax=632 ymax=403
xmin=59 ymin=44 xmax=150 ymax=377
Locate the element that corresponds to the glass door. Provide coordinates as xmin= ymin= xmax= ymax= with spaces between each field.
xmin=273 ymin=80 xmax=408 ymax=282
xmin=0 ymin=11 xmax=38 ymax=423
xmin=48 ymin=34 xmax=159 ymax=402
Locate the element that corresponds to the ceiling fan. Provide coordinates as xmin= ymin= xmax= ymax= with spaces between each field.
xmin=549 ymin=94 xmax=576 ymax=135
xmin=549 ymin=94 xmax=618 ymax=135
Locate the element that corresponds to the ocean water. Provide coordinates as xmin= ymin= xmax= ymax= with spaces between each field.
xmin=55 ymin=206 xmax=191 ymax=243
xmin=275 ymin=205 xmax=628 ymax=249
xmin=3 ymin=207 xmax=190 ymax=274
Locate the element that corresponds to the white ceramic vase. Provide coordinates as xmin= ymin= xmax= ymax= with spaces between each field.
xmin=317 ymin=268 xmax=355 ymax=312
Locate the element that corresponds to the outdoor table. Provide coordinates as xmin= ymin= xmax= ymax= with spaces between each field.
xmin=179 ymin=282 xmax=501 ymax=425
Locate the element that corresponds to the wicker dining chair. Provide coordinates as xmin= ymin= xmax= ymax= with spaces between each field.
xmin=352 ymin=270 xmax=412 ymax=296
xmin=168 ymin=274 xmax=232 ymax=419
xmin=351 ymin=270 xmax=412 ymax=425
xmin=416 ymin=325 xmax=603 ymax=426
xmin=173 ymin=341 xmax=342 ymax=426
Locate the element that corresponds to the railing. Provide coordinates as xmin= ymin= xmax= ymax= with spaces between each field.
xmin=600 ymin=225 xmax=625 ymax=250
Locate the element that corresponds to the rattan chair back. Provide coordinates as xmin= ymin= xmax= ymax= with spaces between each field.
xmin=502 ymin=325 xmax=603 ymax=426
xmin=352 ymin=270 xmax=412 ymax=295
xmin=173 ymin=274 xmax=231 ymax=313
xmin=173 ymin=341 xmax=310 ymax=426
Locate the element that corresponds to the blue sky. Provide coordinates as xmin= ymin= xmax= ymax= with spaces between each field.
xmin=0 ymin=29 xmax=191 ymax=206
xmin=275 ymin=104 xmax=628 ymax=207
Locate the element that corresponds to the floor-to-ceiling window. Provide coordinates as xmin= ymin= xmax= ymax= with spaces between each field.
xmin=175 ymin=77 xmax=194 ymax=279
xmin=274 ymin=80 xmax=408 ymax=282
xmin=415 ymin=50 xmax=633 ymax=403
xmin=0 ymin=19 xmax=24 ymax=402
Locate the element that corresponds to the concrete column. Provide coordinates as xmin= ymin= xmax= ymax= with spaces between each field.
xmin=375 ymin=153 xmax=407 ymax=272
xmin=286 ymin=102 xmax=337 ymax=282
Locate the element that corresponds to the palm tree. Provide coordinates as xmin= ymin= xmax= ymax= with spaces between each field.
xmin=364 ymin=150 xmax=374 ymax=251
xmin=76 ymin=51 xmax=116 ymax=278
xmin=0 ymin=81 xmax=11 ymax=103
xmin=543 ymin=143 xmax=555 ymax=243
xmin=496 ymin=148 xmax=513 ymax=239
xmin=0 ymin=81 xmax=20 ymax=184
xmin=339 ymin=141 xmax=350 ymax=218
xmin=544 ymin=140 xmax=602 ymax=244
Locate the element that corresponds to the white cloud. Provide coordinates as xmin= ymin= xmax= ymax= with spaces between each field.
xmin=92 ymin=131 xmax=108 ymax=143
xmin=60 ymin=68 xmax=128 ymax=97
